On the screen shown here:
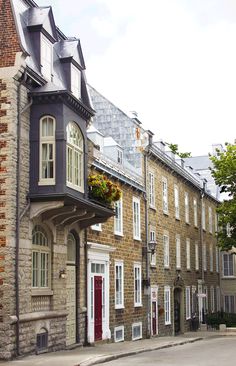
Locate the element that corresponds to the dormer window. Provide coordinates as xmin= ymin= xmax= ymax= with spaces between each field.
xmin=41 ymin=35 xmax=52 ymax=80
xmin=71 ymin=64 xmax=81 ymax=99
xmin=117 ymin=149 xmax=123 ymax=164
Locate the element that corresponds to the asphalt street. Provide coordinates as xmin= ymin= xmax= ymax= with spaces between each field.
xmin=98 ymin=336 xmax=236 ymax=366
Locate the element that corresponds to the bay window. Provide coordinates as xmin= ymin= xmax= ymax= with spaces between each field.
xmin=39 ymin=116 xmax=55 ymax=185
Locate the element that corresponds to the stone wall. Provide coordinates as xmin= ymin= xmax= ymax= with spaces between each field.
xmin=87 ymin=166 xmax=147 ymax=341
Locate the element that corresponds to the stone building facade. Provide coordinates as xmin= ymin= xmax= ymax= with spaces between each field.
xmin=90 ymin=87 xmax=221 ymax=337
xmin=0 ymin=0 xmax=113 ymax=359
xmin=87 ymin=132 xmax=147 ymax=343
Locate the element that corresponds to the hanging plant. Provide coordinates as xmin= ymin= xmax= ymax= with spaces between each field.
xmin=88 ymin=174 xmax=121 ymax=204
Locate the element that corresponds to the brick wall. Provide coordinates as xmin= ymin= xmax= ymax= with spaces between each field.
xmin=0 ymin=0 xmax=22 ymax=67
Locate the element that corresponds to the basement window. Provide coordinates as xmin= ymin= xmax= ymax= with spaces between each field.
xmin=36 ymin=328 xmax=48 ymax=353
xmin=114 ymin=325 xmax=124 ymax=342
xmin=132 ymin=322 xmax=142 ymax=340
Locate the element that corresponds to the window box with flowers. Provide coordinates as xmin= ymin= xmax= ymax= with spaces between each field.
xmin=88 ymin=174 xmax=121 ymax=206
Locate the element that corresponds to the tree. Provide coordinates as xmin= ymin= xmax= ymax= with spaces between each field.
xmin=210 ymin=143 xmax=236 ymax=251
xmin=165 ymin=142 xmax=191 ymax=159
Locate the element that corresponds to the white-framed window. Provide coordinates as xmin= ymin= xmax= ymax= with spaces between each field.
xmin=114 ymin=198 xmax=123 ymax=236
xmin=163 ymin=233 xmax=169 ymax=268
xmin=133 ymin=197 xmax=141 ymax=240
xmin=202 ymin=201 xmax=206 ymax=230
xmin=164 ymin=286 xmax=171 ymax=325
xmin=193 ymin=198 xmax=198 ymax=227
xmin=224 ymin=295 xmax=235 ymax=313
xmin=210 ymin=286 xmax=215 ymax=313
xmin=203 ymin=243 xmax=207 ymax=271
xmin=66 ymin=122 xmax=84 ymax=192
xmin=174 ymin=185 xmax=180 ymax=219
xmin=150 ymin=229 xmax=156 ymax=267
xmin=134 ymin=263 xmax=142 ymax=307
xmin=192 ymin=285 xmax=197 ymax=315
xmin=39 ymin=115 xmax=56 ymax=185
xmin=41 ymin=35 xmax=52 ymax=80
xmin=185 ymin=286 xmax=191 ymax=319
xmin=162 ymin=177 xmax=168 ymax=214
xmin=91 ymin=223 xmax=102 ymax=231
xmin=203 ymin=286 xmax=208 ymax=312
xmin=32 ymin=225 xmax=51 ymax=289
xmin=223 ymin=253 xmax=234 ymax=277
xmin=115 ymin=261 xmax=124 ymax=309
xmin=195 ymin=242 xmax=199 ymax=271
xmin=114 ymin=326 xmax=124 ymax=342
xmin=117 ymin=149 xmax=123 ymax=164
xmin=215 ymin=214 xmax=218 ymax=234
xmin=132 ymin=322 xmax=142 ymax=340
xmin=210 ymin=245 xmax=213 ymax=272
xmin=176 ymin=236 xmax=181 ymax=269
xmin=216 ymin=286 xmax=221 ymax=311
xmin=186 ymin=238 xmax=191 ymax=270
xmin=185 ymin=192 xmax=189 ymax=224
xmin=215 ymin=247 xmax=219 ymax=273
xmin=71 ymin=64 xmax=81 ymax=99
xmin=208 ymin=206 xmax=213 ymax=233
xmin=149 ymin=172 xmax=155 ymax=208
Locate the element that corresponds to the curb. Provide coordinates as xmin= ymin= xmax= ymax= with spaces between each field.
xmin=76 ymin=337 xmax=203 ymax=366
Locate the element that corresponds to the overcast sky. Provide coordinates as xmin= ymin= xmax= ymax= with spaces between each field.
xmin=38 ymin=0 xmax=236 ymax=156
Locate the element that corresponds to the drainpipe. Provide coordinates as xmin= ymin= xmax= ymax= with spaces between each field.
xmin=199 ymin=179 xmax=206 ymax=323
xmin=15 ymin=72 xmax=32 ymax=356
xmin=84 ymin=228 xmax=88 ymax=345
xmin=144 ymin=151 xmax=151 ymax=338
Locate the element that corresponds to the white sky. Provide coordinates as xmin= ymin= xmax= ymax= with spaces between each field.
xmin=38 ymin=0 xmax=236 ymax=155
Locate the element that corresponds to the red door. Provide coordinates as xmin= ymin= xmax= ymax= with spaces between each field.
xmin=152 ymin=301 xmax=157 ymax=335
xmin=94 ymin=276 xmax=103 ymax=341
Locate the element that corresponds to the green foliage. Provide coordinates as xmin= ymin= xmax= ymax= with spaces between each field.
xmin=165 ymin=142 xmax=191 ymax=159
xmin=88 ymin=174 xmax=121 ymax=205
xmin=210 ymin=143 xmax=236 ymax=251
xmin=206 ymin=312 xmax=236 ymax=329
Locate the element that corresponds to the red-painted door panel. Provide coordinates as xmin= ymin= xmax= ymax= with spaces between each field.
xmin=94 ymin=276 xmax=103 ymax=341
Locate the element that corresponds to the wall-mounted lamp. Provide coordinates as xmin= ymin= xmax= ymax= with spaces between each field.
xmin=148 ymin=240 xmax=157 ymax=255
xmin=142 ymin=240 xmax=157 ymax=256
xmin=59 ymin=269 xmax=66 ymax=279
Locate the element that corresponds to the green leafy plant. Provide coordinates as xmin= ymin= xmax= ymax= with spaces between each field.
xmin=165 ymin=142 xmax=191 ymax=159
xmin=88 ymin=174 xmax=121 ymax=204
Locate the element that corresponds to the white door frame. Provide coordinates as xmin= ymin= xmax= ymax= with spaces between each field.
xmin=151 ymin=286 xmax=158 ymax=336
xmin=87 ymin=242 xmax=115 ymax=343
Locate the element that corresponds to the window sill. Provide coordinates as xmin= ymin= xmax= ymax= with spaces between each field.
xmin=115 ymin=305 xmax=125 ymax=310
xmin=221 ymin=276 xmax=236 ymax=279
xmin=163 ymin=211 xmax=169 ymax=216
xmin=31 ymin=289 xmax=53 ymax=296
xmin=114 ymin=232 xmax=124 ymax=237
xmin=149 ymin=205 xmax=156 ymax=211
xmin=175 ymin=216 xmax=180 ymax=221
xmin=66 ymin=181 xmax=84 ymax=193
xmin=164 ymin=266 xmax=170 ymax=270
xmin=38 ymin=180 xmax=55 ymax=186
xmin=185 ymin=221 xmax=190 ymax=225
xmin=133 ymin=237 xmax=141 ymax=242
xmin=134 ymin=304 xmax=143 ymax=308
xmin=165 ymin=322 xmax=171 ymax=326
xmin=150 ymin=264 xmax=156 ymax=268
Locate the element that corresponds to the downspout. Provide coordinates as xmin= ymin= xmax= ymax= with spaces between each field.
xmin=15 ymin=72 xmax=32 ymax=356
xmin=84 ymin=228 xmax=88 ymax=345
xmin=144 ymin=150 xmax=151 ymax=338
xmin=199 ymin=180 xmax=206 ymax=323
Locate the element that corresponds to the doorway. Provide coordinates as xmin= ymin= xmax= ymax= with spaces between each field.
xmin=174 ymin=288 xmax=182 ymax=335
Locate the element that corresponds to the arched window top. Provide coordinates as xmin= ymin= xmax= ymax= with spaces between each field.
xmin=67 ymin=233 xmax=76 ymax=262
xmin=32 ymin=225 xmax=48 ymax=247
xmin=40 ymin=116 xmax=55 ymax=137
xmin=67 ymin=122 xmax=83 ymax=150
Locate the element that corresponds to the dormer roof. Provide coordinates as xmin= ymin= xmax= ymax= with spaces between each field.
xmin=27 ymin=6 xmax=58 ymax=41
xmin=55 ymin=39 xmax=85 ymax=69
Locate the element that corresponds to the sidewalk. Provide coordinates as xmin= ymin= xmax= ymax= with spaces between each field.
xmin=0 ymin=330 xmax=234 ymax=366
